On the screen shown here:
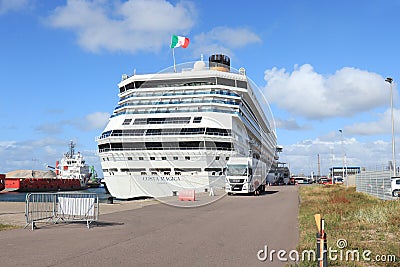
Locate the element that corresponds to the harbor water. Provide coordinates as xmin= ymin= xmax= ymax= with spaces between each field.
xmin=0 ymin=187 xmax=112 ymax=203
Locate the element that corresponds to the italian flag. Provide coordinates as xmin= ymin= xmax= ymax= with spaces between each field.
xmin=170 ymin=35 xmax=190 ymax=48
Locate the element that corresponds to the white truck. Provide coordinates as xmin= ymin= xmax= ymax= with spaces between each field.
xmin=225 ymin=157 xmax=267 ymax=195
xmin=392 ymin=177 xmax=400 ymax=197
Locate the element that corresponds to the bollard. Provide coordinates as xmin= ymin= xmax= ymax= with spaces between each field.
xmin=314 ymin=214 xmax=328 ymax=267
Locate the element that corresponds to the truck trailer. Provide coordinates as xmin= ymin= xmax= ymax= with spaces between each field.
xmin=225 ymin=157 xmax=268 ymax=195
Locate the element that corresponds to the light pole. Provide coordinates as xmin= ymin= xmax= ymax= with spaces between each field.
xmin=339 ymin=129 xmax=347 ymax=186
xmin=385 ymin=77 xmax=396 ymax=177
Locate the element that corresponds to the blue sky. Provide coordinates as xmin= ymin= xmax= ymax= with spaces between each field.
xmin=0 ymin=0 xmax=399 ymax=176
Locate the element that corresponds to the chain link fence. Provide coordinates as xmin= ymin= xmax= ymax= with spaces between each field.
xmin=355 ymin=171 xmax=396 ymax=200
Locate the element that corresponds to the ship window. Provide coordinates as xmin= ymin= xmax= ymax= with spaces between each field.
xmin=122 ymin=129 xmax=145 ymax=136
xmin=175 ymin=168 xmax=201 ymax=172
xmin=217 ymin=77 xmax=235 ymax=87
xmin=180 ymin=128 xmax=205 ymax=134
xmin=150 ymin=157 xmax=155 ymax=160
xmin=206 ymin=128 xmax=230 ymax=136
xmin=193 ymin=116 xmax=202 ymax=123
xmin=102 ymin=169 xmax=108 ymax=172
xmin=122 ymin=119 xmax=132 ymax=125
xmin=215 ymin=156 xmax=220 ymax=160
xmin=179 ymin=141 xmax=202 ymax=149
xmin=121 ymin=168 xmax=146 ymax=172
xmin=124 ymin=82 xmax=135 ymax=90
xmin=141 ymin=171 xmax=147 ymax=175
xmin=162 ymin=157 xmax=167 ymax=160
xmin=109 ymin=168 xmax=118 ymax=172
xmin=128 ymin=157 xmax=132 ymax=160
xmin=205 ymin=168 xmax=223 ymax=172
xmin=236 ymin=80 xmax=248 ymax=89
xmin=139 ymin=157 xmax=144 ymax=160
xmin=149 ymin=168 xmax=171 ymax=172
xmin=133 ymin=118 xmax=147 ymax=124
xmin=173 ymin=156 xmax=178 ymax=160
xmin=185 ymin=156 xmax=190 ymax=160
xmin=151 ymin=171 xmax=157 ymax=175
xmin=100 ymin=130 xmax=112 ymax=139
xmin=146 ymin=129 xmax=162 ymax=135
xmin=146 ymin=142 xmax=162 ymax=149
xmin=111 ymin=143 xmax=123 ymax=149
xmin=226 ymin=157 xmax=230 ymax=160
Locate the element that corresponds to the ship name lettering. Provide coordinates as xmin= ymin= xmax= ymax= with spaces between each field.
xmin=142 ymin=176 xmax=181 ymax=182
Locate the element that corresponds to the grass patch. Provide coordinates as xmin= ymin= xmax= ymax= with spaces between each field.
xmin=296 ymin=185 xmax=400 ymax=267
xmin=0 ymin=223 xmax=20 ymax=231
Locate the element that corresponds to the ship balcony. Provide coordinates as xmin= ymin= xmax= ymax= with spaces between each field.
xmin=110 ymin=107 xmax=239 ymax=118
xmin=114 ymin=99 xmax=240 ymax=112
xmin=96 ymin=127 xmax=233 ymax=141
xmin=119 ymin=89 xmax=241 ymax=102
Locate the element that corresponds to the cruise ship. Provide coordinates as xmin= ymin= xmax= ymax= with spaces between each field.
xmin=96 ymin=54 xmax=278 ymax=199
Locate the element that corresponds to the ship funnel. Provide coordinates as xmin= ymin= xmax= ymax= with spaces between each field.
xmin=209 ymin=54 xmax=230 ymax=72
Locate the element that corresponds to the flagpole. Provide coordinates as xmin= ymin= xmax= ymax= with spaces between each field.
xmin=172 ymin=48 xmax=176 ymax=73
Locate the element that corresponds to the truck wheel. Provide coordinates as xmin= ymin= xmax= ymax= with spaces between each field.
xmin=393 ymin=190 xmax=399 ymax=197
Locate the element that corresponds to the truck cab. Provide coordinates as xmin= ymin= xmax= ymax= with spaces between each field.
xmin=391 ymin=177 xmax=400 ymax=197
xmin=225 ymin=157 xmax=266 ymax=195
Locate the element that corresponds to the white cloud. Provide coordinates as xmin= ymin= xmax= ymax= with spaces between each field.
xmin=46 ymin=1 xmax=262 ymax=56
xmin=78 ymin=111 xmax=110 ymax=131
xmin=47 ymin=0 xmax=196 ymax=53
xmin=345 ymin=108 xmax=400 ymax=135
xmin=279 ymin=137 xmax=395 ymax=176
xmin=195 ymin=27 xmax=261 ymax=49
xmin=0 ymin=0 xmax=29 ymax=15
xmin=263 ymin=64 xmax=393 ymax=120
xmin=275 ymin=118 xmax=311 ymax=130
xmin=191 ymin=27 xmax=261 ymax=58
xmin=35 ymin=123 xmax=62 ymax=134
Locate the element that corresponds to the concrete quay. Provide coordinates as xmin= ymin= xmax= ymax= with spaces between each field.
xmin=0 ymin=186 xmax=299 ymax=267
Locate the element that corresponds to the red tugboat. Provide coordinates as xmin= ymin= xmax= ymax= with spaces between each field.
xmin=5 ymin=141 xmax=92 ymax=192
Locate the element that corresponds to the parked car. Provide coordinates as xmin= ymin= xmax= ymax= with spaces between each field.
xmin=392 ymin=177 xmax=400 ymax=197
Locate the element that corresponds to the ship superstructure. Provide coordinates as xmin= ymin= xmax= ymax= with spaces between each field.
xmin=96 ymin=54 xmax=277 ymax=199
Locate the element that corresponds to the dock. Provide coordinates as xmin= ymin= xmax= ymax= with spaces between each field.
xmin=0 ymin=186 xmax=299 ymax=267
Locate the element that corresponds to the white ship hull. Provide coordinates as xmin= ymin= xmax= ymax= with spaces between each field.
xmin=104 ymin=173 xmax=225 ymax=199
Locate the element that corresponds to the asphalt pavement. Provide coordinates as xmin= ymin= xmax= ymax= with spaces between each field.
xmin=0 ymin=185 xmax=299 ymax=267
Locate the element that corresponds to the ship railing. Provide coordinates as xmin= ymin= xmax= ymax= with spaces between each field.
xmin=25 ymin=192 xmax=99 ymax=231
xmin=114 ymin=99 xmax=239 ymax=110
xmin=96 ymin=131 xmax=232 ymax=140
xmin=98 ymin=147 xmax=234 ymax=153
xmin=120 ymin=88 xmax=240 ymax=101
xmin=110 ymin=107 xmax=239 ymax=118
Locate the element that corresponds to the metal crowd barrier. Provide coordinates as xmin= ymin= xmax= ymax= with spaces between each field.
xmin=25 ymin=193 xmax=99 ymax=230
xmin=355 ymin=171 xmax=395 ymax=200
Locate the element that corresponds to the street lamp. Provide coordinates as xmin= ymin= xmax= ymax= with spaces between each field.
xmin=339 ymin=129 xmax=348 ymax=187
xmin=385 ymin=77 xmax=396 ymax=177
